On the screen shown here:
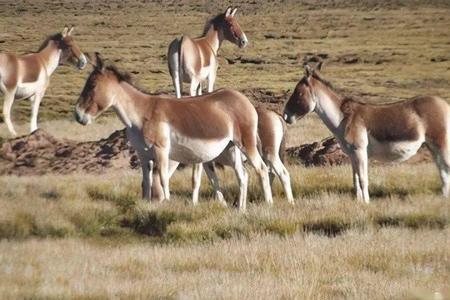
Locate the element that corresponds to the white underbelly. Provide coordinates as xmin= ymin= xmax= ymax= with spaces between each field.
xmin=169 ymin=131 xmax=231 ymax=164
xmin=183 ymin=66 xmax=212 ymax=83
xmin=15 ymin=81 xmax=43 ymax=100
xmin=368 ymin=135 xmax=424 ymax=162
xmin=199 ymin=66 xmax=211 ymax=80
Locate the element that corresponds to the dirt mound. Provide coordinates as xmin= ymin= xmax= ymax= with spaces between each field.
xmin=287 ymin=137 xmax=432 ymax=166
xmin=286 ymin=137 xmax=350 ymax=166
xmin=0 ymin=130 xmax=435 ymax=176
xmin=0 ymin=129 xmax=138 ymax=176
xmin=243 ymin=88 xmax=290 ymax=112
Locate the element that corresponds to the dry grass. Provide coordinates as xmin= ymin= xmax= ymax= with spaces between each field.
xmin=0 ymin=163 xmax=448 ymax=299
xmin=0 ymin=229 xmax=448 ymax=299
xmin=1 ymin=0 xmax=450 ymax=299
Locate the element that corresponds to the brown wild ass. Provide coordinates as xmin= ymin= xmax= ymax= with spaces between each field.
xmin=75 ymin=54 xmax=272 ymax=211
xmin=204 ymin=107 xmax=294 ymax=204
xmin=167 ymin=7 xmax=248 ymax=98
xmin=150 ymin=106 xmax=295 ymax=205
xmin=283 ymin=63 xmax=450 ymax=203
xmin=0 ymin=26 xmax=87 ymax=136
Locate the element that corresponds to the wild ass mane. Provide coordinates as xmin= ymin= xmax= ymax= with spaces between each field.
xmin=37 ymin=33 xmax=63 ymax=52
xmin=104 ymin=64 xmax=156 ymax=95
xmin=310 ymin=71 xmax=335 ymax=91
xmin=202 ymin=13 xmax=225 ymax=36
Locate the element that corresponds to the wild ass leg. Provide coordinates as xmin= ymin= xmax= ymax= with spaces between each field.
xmin=427 ymin=143 xmax=450 ymax=197
xmin=196 ymin=82 xmax=202 ymax=96
xmin=203 ymin=162 xmax=226 ymax=205
xmin=232 ymin=148 xmax=248 ymax=211
xmin=185 ymin=79 xmax=202 ymax=204
xmin=154 ymin=147 xmax=171 ymax=201
xmin=30 ymin=90 xmax=45 ymax=133
xmin=207 ymin=70 xmax=216 ymax=93
xmin=242 ymin=143 xmax=273 ymax=205
xmin=266 ymin=155 xmax=294 ymax=204
xmin=353 ymin=148 xmax=370 ymax=203
xmin=192 ymin=163 xmax=203 ymax=205
xmin=3 ymin=90 xmax=17 ymax=136
xmin=190 ymin=78 xmax=200 ymax=97
xmin=152 ymin=160 xmax=180 ymax=201
xmin=350 ymin=156 xmax=363 ymax=200
xmin=141 ymin=160 xmax=154 ymax=200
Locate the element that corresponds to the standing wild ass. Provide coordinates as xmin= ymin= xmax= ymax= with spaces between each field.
xmin=150 ymin=106 xmax=295 ymax=205
xmin=0 ymin=26 xmax=87 ymax=136
xmin=204 ymin=107 xmax=294 ymax=204
xmin=75 ymin=54 xmax=272 ymax=211
xmin=167 ymin=7 xmax=248 ymax=98
xmin=283 ymin=63 xmax=450 ymax=203
xmin=166 ymin=8 xmax=288 ymax=206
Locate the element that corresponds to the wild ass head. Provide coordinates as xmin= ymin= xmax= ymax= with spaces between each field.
xmin=283 ymin=62 xmax=324 ymax=124
xmin=40 ymin=26 xmax=87 ymax=70
xmin=206 ymin=7 xmax=249 ymax=48
xmin=74 ymin=53 xmax=128 ymax=125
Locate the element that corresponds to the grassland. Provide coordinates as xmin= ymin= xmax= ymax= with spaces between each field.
xmin=0 ymin=163 xmax=449 ymax=299
xmin=1 ymin=0 xmax=450 ymax=299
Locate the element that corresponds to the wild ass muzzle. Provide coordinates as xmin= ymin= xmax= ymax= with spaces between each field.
xmin=75 ymin=53 xmax=272 ymax=211
xmin=283 ymin=63 xmax=450 ymax=203
xmin=167 ymin=7 xmax=248 ymax=98
xmin=0 ymin=26 xmax=87 ymax=136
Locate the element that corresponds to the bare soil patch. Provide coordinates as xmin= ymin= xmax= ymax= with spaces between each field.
xmin=0 ymin=129 xmax=137 ymax=175
xmin=0 ymin=128 xmax=433 ymax=176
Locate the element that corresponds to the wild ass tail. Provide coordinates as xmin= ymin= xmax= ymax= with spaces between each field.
xmin=278 ymin=114 xmax=287 ymax=163
xmin=167 ymin=37 xmax=183 ymax=98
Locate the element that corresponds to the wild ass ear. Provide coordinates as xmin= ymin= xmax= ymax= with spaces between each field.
xmin=225 ymin=7 xmax=232 ymax=17
xmin=316 ymin=61 xmax=323 ymax=71
xmin=67 ymin=25 xmax=75 ymax=36
xmin=92 ymin=52 xmax=105 ymax=71
xmin=62 ymin=25 xmax=69 ymax=37
xmin=231 ymin=7 xmax=238 ymax=17
xmin=304 ymin=63 xmax=314 ymax=78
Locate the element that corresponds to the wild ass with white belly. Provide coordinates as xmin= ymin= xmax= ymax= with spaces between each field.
xmin=150 ymin=106 xmax=295 ymax=205
xmin=167 ymin=7 xmax=248 ymax=98
xmin=74 ymin=54 xmax=272 ymax=211
xmin=0 ymin=26 xmax=87 ymax=136
xmin=166 ymin=8 xmax=292 ymax=205
xmin=283 ymin=64 xmax=450 ymax=203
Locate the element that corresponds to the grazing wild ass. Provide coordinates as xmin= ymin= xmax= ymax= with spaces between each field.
xmin=75 ymin=54 xmax=272 ymax=211
xmin=283 ymin=63 xmax=450 ymax=203
xmin=0 ymin=26 xmax=87 ymax=136
xmin=167 ymin=7 xmax=248 ymax=98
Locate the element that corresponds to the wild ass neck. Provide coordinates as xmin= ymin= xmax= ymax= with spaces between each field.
xmin=203 ymin=26 xmax=221 ymax=55
xmin=37 ymin=41 xmax=62 ymax=77
xmin=112 ymin=82 xmax=153 ymax=129
xmin=312 ymin=80 xmax=345 ymax=135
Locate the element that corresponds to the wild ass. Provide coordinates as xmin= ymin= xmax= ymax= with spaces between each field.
xmin=150 ymin=106 xmax=295 ymax=205
xmin=0 ymin=26 xmax=87 ymax=136
xmin=283 ymin=64 xmax=450 ymax=203
xmin=167 ymin=7 xmax=248 ymax=98
xmin=75 ymin=54 xmax=272 ymax=211
xmin=204 ymin=107 xmax=294 ymax=204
